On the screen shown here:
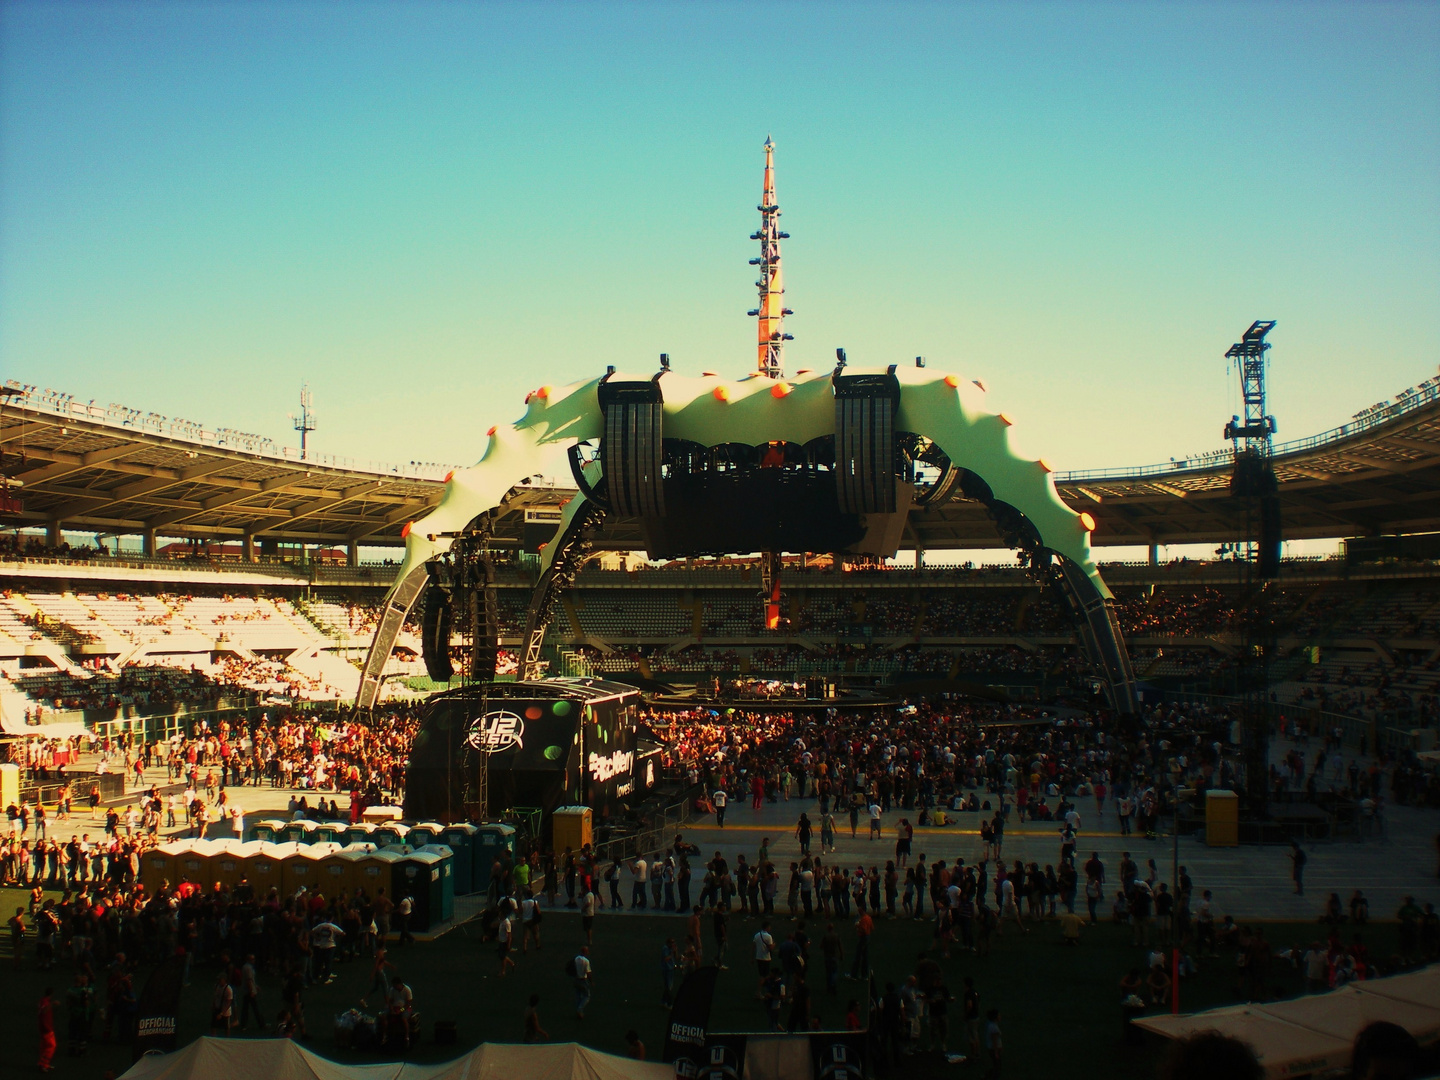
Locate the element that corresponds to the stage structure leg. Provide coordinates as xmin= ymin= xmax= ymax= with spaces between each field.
xmin=519 ymin=495 xmax=606 ymax=681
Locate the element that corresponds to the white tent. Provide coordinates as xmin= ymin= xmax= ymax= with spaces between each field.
xmin=1133 ymin=965 xmax=1440 ymax=1079
xmin=1133 ymin=1005 xmax=1352 ymax=1079
xmin=120 ymin=1037 xmax=673 ymax=1080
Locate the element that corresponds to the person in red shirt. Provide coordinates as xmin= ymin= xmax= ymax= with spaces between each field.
xmin=37 ymin=986 xmax=56 ymax=1072
xmin=852 ymin=912 xmax=873 ymax=978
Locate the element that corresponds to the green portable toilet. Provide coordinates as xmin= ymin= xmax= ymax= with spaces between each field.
xmin=372 ymin=822 xmax=410 ymax=849
xmin=250 ymin=819 xmax=286 ymax=843
xmin=406 ymin=822 xmax=440 ymax=848
xmin=473 ymin=823 xmax=516 ymax=895
xmin=392 ymin=850 xmax=447 ymax=933
xmin=344 ymin=822 xmax=377 ymax=847
xmin=313 ymin=821 xmax=343 ymax=845
xmin=415 ymin=844 xmax=456 ymax=924
xmin=281 ymin=819 xmax=318 ymax=845
xmin=439 ymin=823 xmax=477 ymax=895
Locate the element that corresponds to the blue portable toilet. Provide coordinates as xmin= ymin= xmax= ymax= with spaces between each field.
xmin=416 ymin=844 xmax=456 ymax=924
xmin=373 ymin=822 xmax=410 ymax=849
xmin=249 ymin=819 xmax=286 ymax=843
xmin=439 ymin=823 xmax=477 ymax=895
xmin=473 ymin=823 xmax=516 ymax=896
xmin=344 ymin=822 xmax=377 ymax=847
xmin=281 ymin=819 xmax=318 ymax=845
xmin=406 ymin=822 xmax=442 ymax=849
xmin=313 ymin=821 xmax=344 ymax=845
xmin=392 ymin=850 xmax=449 ymax=932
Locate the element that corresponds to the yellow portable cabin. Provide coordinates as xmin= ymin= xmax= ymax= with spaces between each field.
xmin=336 ymin=843 xmax=379 ymax=896
xmin=206 ymin=838 xmax=249 ymax=892
xmin=140 ymin=841 xmax=191 ymax=895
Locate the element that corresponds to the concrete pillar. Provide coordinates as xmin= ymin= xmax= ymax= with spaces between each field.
xmin=46 ymin=519 xmax=63 ymax=548
xmin=141 ymin=528 xmax=156 ymax=557
xmin=243 ymin=532 xmax=256 ymax=563
xmin=1148 ymin=542 xmax=1159 ymax=566
xmin=347 ymin=541 xmax=359 ymax=568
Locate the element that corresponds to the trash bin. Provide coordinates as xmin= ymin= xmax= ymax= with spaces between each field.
xmin=473 ymin=824 xmax=516 ymax=895
xmin=439 ymin=823 xmax=477 ymax=895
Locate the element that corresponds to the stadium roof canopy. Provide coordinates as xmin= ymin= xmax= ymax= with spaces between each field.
xmin=5 ymin=373 xmax=1439 ymax=552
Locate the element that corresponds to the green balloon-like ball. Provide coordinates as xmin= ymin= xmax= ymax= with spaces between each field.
xmin=552 ymin=700 xmax=572 ymax=716
xmin=544 ymin=745 xmax=563 ymax=761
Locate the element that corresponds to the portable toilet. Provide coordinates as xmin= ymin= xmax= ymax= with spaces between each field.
xmin=372 ymin=822 xmax=410 ymax=849
xmin=140 ymin=840 xmax=190 ymax=895
xmin=344 ymin=822 xmax=377 ymax=847
xmin=265 ymin=842 xmax=305 ymax=894
xmin=244 ymin=841 xmax=288 ymax=898
xmin=281 ymin=819 xmax=319 ymax=845
xmin=415 ymin=845 xmax=456 ymax=924
xmin=207 ymin=839 xmax=249 ymax=893
xmin=318 ymin=846 xmax=351 ymax=898
xmin=393 ymin=850 xmax=446 ymax=933
xmin=174 ymin=840 xmax=211 ymax=892
xmin=313 ymin=821 xmax=344 ymax=845
xmin=439 ymin=823 xmax=477 ymax=895
xmin=407 ymin=822 xmax=442 ymax=849
xmin=552 ymin=806 xmax=593 ymax=852
xmin=473 ymin=824 xmax=516 ymax=895
xmin=250 ymin=819 xmax=287 ymax=843
xmin=368 ymin=849 xmax=404 ymax=921
xmin=302 ymin=842 xmax=344 ymax=899
xmin=337 ymin=843 xmax=379 ymax=897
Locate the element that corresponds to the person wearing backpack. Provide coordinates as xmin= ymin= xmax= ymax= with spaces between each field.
xmin=569 ymin=945 xmax=592 ymax=1018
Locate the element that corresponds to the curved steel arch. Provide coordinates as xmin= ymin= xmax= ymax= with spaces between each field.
xmin=356 ymin=366 xmax=1137 ymax=712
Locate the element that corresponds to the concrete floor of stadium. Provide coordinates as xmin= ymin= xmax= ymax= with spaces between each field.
xmin=54 ymin=737 xmax=1440 ymax=924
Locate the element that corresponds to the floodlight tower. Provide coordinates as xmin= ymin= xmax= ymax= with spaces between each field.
xmin=291 ymin=383 xmax=317 ymax=461
xmin=749 ymin=136 xmax=793 ymax=378
xmin=1222 ymin=320 xmax=1279 ymax=818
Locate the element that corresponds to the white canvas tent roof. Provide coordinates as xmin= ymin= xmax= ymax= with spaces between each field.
xmin=120 ymin=1037 xmax=673 ymax=1080
xmin=1133 ymin=1005 xmax=1352 ymax=1079
xmin=1134 ymin=965 xmax=1440 ymax=1079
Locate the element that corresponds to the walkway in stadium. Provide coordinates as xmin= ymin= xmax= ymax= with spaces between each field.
xmin=29 ymin=734 xmax=1433 ymax=925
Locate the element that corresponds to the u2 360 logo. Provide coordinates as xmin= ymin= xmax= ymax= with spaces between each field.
xmin=465 ymin=710 xmax=525 ymax=752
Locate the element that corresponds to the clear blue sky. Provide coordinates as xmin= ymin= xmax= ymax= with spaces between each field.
xmin=2 ymin=1 xmax=1436 ymax=474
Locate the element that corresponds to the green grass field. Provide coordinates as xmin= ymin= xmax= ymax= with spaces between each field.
xmin=0 ymin=887 xmax=1402 ymax=1080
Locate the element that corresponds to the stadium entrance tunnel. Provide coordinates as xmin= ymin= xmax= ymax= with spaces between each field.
xmin=356 ymin=365 xmax=1138 ymax=715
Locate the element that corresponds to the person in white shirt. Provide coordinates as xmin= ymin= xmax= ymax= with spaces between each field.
xmin=868 ymin=802 xmax=883 ymax=840
xmin=520 ymin=894 xmax=541 ymax=952
xmin=572 ymin=946 xmax=593 ymax=1018
xmin=629 ymin=858 xmax=649 ymax=909
xmin=713 ymin=787 xmax=728 ymax=827
xmin=752 ymin=920 xmax=775 ymax=993
xmin=580 ymin=888 xmax=597 ymax=946
xmin=309 ymin=920 xmax=344 ymax=983
xmin=496 ymin=911 xmax=516 ymax=976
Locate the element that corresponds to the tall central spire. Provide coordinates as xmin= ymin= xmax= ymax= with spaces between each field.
xmin=749 ymin=136 xmax=791 ymax=377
